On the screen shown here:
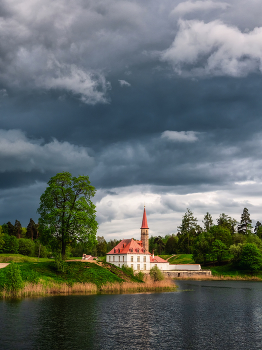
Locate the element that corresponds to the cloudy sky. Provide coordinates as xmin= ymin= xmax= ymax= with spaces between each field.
xmin=1 ymin=0 xmax=262 ymax=239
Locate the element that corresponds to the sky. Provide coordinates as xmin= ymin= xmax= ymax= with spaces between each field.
xmin=1 ymin=0 xmax=262 ymax=240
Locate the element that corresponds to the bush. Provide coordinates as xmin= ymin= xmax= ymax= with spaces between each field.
xmin=122 ymin=264 xmax=134 ymax=277
xmin=18 ymin=238 xmax=35 ymax=256
xmin=2 ymin=234 xmax=19 ymax=254
xmin=4 ymin=262 xmax=24 ymax=294
xmin=136 ymin=271 xmax=144 ymax=281
xmin=150 ymin=266 xmax=164 ymax=281
xmin=34 ymin=241 xmax=48 ymax=258
xmin=238 ymin=243 xmax=262 ymax=271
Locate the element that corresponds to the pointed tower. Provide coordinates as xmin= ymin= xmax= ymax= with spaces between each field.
xmin=141 ymin=206 xmax=149 ymax=251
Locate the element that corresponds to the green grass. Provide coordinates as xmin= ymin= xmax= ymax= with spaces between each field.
xmin=209 ymin=263 xmax=262 ymax=279
xmin=0 ymin=254 xmax=51 ymax=263
xmin=167 ymin=254 xmax=194 ymax=264
xmin=159 ymin=255 xmax=172 ymax=260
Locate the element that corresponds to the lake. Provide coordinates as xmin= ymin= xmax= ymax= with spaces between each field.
xmin=1 ymin=280 xmax=262 ymax=349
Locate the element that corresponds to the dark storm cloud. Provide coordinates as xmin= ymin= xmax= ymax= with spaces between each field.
xmin=1 ymin=0 xmax=262 ymax=235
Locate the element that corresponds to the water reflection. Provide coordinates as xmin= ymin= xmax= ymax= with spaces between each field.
xmin=1 ymin=281 xmax=262 ymax=350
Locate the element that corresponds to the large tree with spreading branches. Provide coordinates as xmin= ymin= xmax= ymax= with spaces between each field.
xmin=37 ymin=172 xmax=98 ymax=258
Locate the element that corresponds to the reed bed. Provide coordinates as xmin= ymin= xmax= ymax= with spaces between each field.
xmin=0 ymin=276 xmax=176 ymax=298
xmin=174 ymin=275 xmax=262 ymax=281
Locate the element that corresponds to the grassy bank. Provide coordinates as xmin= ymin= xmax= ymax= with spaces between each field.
xmin=0 ymin=259 xmax=176 ymax=298
xmin=159 ymin=254 xmax=194 ymax=264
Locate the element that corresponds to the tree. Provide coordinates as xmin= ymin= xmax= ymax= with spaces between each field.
xmin=203 ymin=212 xmax=213 ymax=232
xmin=165 ymin=235 xmax=179 ymax=254
xmin=96 ymin=236 xmax=107 ymax=256
xmin=14 ymin=220 xmax=22 ymax=238
xmin=217 ymin=213 xmax=237 ymax=234
xmin=26 ymin=219 xmax=39 ymax=240
xmin=238 ymin=243 xmax=262 ymax=271
xmin=154 ymin=236 xmax=165 ymax=255
xmin=254 ymin=221 xmax=262 ymax=239
xmin=7 ymin=221 xmax=15 ymax=236
xmin=211 ymin=239 xmax=228 ymax=264
xmin=178 ymin=209 xmax=200 ymax=253
xmin=238 ymin=208 xmax=252 ymax=235
xmin=37 ymin=172 xmax=98 ymax=258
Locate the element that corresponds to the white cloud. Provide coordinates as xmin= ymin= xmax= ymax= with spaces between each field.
xmin=118 ymin=79 xmax=131 ymax=87
xmin=42 ymin=60 xmax=110 ymax=105
xmin=161 ymin=19 xmax=262 ymax=77
xmin=161 ymin=130 xmax=199 ymax=142
xmin=0 ymin=129 xmax=94 ymax=173
xmin=171 ymin=1 xmax=229 ymax=16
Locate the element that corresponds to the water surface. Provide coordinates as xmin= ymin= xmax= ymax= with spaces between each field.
xmin=1 ymin=280 xmax=262 ymax=349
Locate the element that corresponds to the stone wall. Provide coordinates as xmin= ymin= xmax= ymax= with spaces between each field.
xmin=164 ymin=270 xmax=212 ymax=278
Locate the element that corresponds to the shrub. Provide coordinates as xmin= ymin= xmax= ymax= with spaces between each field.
xmin=238 ymin=243 xmax=262 ymax=271
xmin=122 ymin=264 xmax=134 ymax=277
xmin=2 ymin=234 xmax=19 ymax=254
xmin=136 ymin=271 xmax=144 ymax=281
xmin=150 ymin=266 xmax=164 ymax=281
xmin=34 ymin=241 xmax=48 ymax=258
xmin=18 ymin=238 xmax=35 ymax=256
xmin=4 ymin=262 xmax=24 ymax=294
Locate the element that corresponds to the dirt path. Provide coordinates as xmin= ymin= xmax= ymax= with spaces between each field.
xmin=0 ymin=263 xmax=9 ymax=269
xmin=167 ymin=254 xmax=176 ymax=261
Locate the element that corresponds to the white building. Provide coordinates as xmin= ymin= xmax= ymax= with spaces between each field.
xmin=106 ymin=207 xmax=201 ymax=272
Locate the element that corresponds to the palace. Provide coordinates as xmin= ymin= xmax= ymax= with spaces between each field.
xmin=106 ymin=207 xmax=200 ymax=272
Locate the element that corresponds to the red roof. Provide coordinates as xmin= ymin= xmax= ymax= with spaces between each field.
xmin=141 ymin=207 xmax=149 ymax=229
xmin=107 ymin=239 xmax=151 ymax=255
xmin=150 ymin=256 xmax=168 ymax=263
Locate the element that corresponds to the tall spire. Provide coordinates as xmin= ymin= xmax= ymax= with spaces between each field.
xmin=141 ymin=206 xmax=149 ymax=229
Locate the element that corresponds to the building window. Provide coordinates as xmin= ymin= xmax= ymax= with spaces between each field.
xmin=131 ymin=256 xmax=133 ymax=262
xmin=137 ymin=256 xmax=140 ymax=262
xmin=119 ymin=264 xmax=120 ymax=267
xmin=123 ymin=256 xmax=124 ymax=262
xmin=143 ymin=256 xmax=146 ymax=262
xmin=113 ymin=256 xmax=115 ymax=262
xmin=137 ymin=264 xmax=140 ymax=271
xmin=119 ymin=256 xmax=120 ymax=262
xmin=109 ymin=256 xmax=111 ymax=262
xmin=144 ymin=264 xmax=146 ymax=270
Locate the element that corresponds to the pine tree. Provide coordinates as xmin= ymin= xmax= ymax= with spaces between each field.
xmin=26 ymin=219 xmax=39 ymax=240
xmin=178 ymin=209 xmax=200 ymax=253
xmin=238 ymin=208 xmax=252 ymax=235
xmin=203 ymin=212 xmax=213 ymax=231
xmin=14 ymin=220 xmax=22 ymax=238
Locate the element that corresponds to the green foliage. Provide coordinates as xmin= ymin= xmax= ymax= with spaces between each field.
xmin=34 ymin=241 xmax=49 ymax=258
xmin=96 ymin=236 xmax=107 ymax=256
xmin=203 ymin=212 xmax=213 ymax=232
xmin=153 ymin=236 xmax=165 ymax=254
xmin=238 ymin=243 xmax=262 ymax=271
xmin=165 ymin=235 xmax=179 ymax=254
xmin=0 ymin=227 xmax=4 ymax=251
xmin=4 ymin=262 xmax=24 ymax=294
xmin=1 ymin=234 xmax=19 ymax=254
xmin=26 ymin=218 xmax=39 ymax=240
xmin=136 ymin=271 xmax=144 ymax=281
xmin=178 ymin=209 xmax=201 ymax=253
xmin=18 ymin=238 xmax=35 ymax=256
xmin=245 ymin=234 xmax=262 ymax=250
xmin=211 ymin=240 xmax=228 ymax=264
xmin=217 ymin=213 xmax=237 ymax=234
xmin=37 ymin=172 xmax=98 ymax=258
xmin=121 ymin=264 xmax=134 ymax=277
xmin=229 ymin=243 xmax=243 ymax=262
xmin=150 ymin=265 xmax=164 ymax=281
xmin=238 ymin=208 xmax=252 ymax=235
xmin=208 ymin=226 xmax=232 ymax=246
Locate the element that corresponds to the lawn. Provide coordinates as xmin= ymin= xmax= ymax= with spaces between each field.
xmin=165 ymin=254 xmax=194 ymax=264
xmin=0 ymin=254 xmax=51 ymax=263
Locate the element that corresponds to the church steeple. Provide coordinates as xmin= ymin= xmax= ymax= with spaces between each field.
xmin=141 ymin=206 xmax=149 ymax=251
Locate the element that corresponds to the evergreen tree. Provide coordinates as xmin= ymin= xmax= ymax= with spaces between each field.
xmin=254 ymin=221 xmax=262 ymax=239
xmin=26 ymin=219 xmax=39 ymax=240
xmin=203 ymin=212 xmax=213 ymax=231
xmin=178 ymin=209 xmax=200 ymax=253
xmin=7 ymin=221 xmax=15 ymax=236
xmin=14 ymin=220 xmax=22 ymax=238
xmin=238 ymin=208 xmax=252 ymax=235
xmin=217 ymin=213 xmax=237 ymax=234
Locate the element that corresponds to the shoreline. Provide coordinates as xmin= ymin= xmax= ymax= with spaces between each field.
xmin=0 ymin=278 xmax=177 ymax=299
xmin=173 ymin=275 xmax=262 ymax=281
